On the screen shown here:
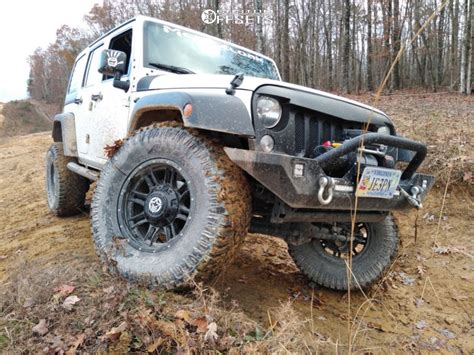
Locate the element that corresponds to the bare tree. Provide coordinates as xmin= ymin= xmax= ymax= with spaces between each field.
xmin=343 ymin=0 xmax=351 ymax=93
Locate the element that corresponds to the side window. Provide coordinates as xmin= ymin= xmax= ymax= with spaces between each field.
xmin=84 ymin=44 xmax=104 ymax=87
xmin=67 ymin=55 xmax=87 ymax=94
xmin=109 ymin=29 xmax=133 ymax=75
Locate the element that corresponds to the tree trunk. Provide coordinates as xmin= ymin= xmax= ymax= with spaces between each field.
xmin=282 ymin=0 xmax=290 ymax=81
xmin=255 ymin=0 xmax=264 ymax=54
xmin=467 ymin=0 xmax=473 ymax=93
xmin=450 ymin=0 xmax=460 ymax=89
xmin=343 ymin=0 xmax=351 ymax=93
xmin=437 ymin=1 xmax=446 ymax=87
xmin=367 ymin=0 xmax=374 ymax=91
xmin=392 ymin=0 xmax=401 ymax=90
xmin=460 ymin=0 xmax=471 ymax=93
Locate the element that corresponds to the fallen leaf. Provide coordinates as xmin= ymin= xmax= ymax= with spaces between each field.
xmin=440 ymin=328 xmax=456 ymax=339
xmin=104 ymin=139 xmax=124 ymax=157
xmin=103 ymin=286 xmax=114 ymax=294
xmin=204 ymin=322 xmax=218 ymax=343
xmin=23 ymin=298 xmax=34 ymax=308
xmin=146 ymin=337 xmax=164 ymax=353
xmin=100 ymin=321 xmax=128 ymax=342
xmin=417 ymin=265 xmax=426 ymax=277
xmin=66 ymin=333 xmax=85 ymax=355
xmin=155 ymin=320 xmax=176 ymax=337
xmin=433 ymin=246 xmax=450 ymax=255
xmin=32 ymin=319 xmax=48 ymax=336
xmin=399 ymin=272 xmax=416 ymax=285
xmin=62 ymin=295 xmax=80 ymax=311
xmin=0 ymin=255 xmax=7 ymax=260
xmin=53 ymin=284 xmax=75 ymax=303
xmin=175 ymin=309 xmax=191 ymax=323
xmin=192 ymin=317 xmax=208 ymax=333
xmin=416 ymin=320 xmax=427 ymax=330
xmin=415 ymin=298 xmax=425 ymax=308
xmin=463 ymin=171 xmax=472 ymax=183
xmin=54 ymin=284 xmax=75 ymax=297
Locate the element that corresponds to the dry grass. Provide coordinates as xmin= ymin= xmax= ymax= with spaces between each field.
xmin=0 ymin=264 xmax=339 ymax=353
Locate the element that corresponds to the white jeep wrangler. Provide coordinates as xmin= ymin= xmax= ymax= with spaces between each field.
xmin=46 ymin=16 xmax=434 ymax=290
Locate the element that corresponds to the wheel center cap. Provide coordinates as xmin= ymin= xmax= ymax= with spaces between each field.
xmin=144 ymin=185 xmax=179 ymax=226
xmin=148 ymin=196 xmax=164 ymax=214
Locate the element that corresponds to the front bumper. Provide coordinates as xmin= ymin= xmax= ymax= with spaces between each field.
xmin=224 ymin=133 xmax=435 ymax=211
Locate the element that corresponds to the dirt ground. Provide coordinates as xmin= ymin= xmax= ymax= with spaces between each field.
xmin=0 ymin=94 xmax=472 ymax=353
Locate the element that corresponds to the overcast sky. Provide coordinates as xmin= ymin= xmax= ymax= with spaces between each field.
xmin=0 ymin=0 xmax=100 ymax=102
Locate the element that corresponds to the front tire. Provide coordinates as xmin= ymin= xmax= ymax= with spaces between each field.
xmin=45 ymin=143 xmax=89 ymax=216
xmin=91 ymin=126 xmax=251 ymax=289
xmin=289 ymin=216 xmax=399 ymax=291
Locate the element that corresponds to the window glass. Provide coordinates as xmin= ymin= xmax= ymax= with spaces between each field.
xmin=67 ymin=55 xmax=87 ymax=94
xmin=85 ymin=44 xmax=104 ymax=87
xmin=109 ymin=29 xmax=133 ymax=75
xmin=143 ymin=22 xmax=279 ymax=80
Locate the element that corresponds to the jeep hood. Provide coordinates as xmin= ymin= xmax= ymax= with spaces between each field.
xmin=139 ymin=74 xmax=392 ymax=125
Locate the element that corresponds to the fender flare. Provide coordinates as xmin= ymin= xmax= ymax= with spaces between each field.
xmin=52 ymin=113 xmax=78 ymax=157
xmin=129 ymin=91 xmax=254 ymax=136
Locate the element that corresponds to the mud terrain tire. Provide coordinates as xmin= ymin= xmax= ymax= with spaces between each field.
xmin=91 ymin=126 xmax=251 ymax=289
xmin=45 ymin=143 xmax=89 ymax=216
xmin=289 ymin=216 xmax=399 ymax=291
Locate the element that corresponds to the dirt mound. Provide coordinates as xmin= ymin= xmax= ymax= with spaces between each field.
xmin=0 ymin=100 xmax=53 ymax=140
xmin=0 ymin=95 xmax=473 ymax=353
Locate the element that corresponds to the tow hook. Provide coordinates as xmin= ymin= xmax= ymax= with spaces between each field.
xmin=401 ymin=186 xmax=423 ymax=209
xmin=318 ymin=176 xmax=335 ymax=205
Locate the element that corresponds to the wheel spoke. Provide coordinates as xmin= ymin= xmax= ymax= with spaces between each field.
xmin=176 ymin=213 xmax=188 ymax=221
xmin=164 ymin=169 xmax=176 ymax=186
xmin=179 ymin=189 xmax=190 ymax=200
xmin=131 ymin=190 xmax=148 ymax=199
xmin=131 ymin=218 xmax=148 ymax=228
xmin=149 ymin=170 xmax=159 ymax=185
xmin=179 ymin=205 xmax=190 ymax=215
xmin=163 ymin=226 xmax=172 ymax=241
xmin=170 ymin=223 xmax=177 ymax=238
xmin=144 ymin=175 xmax=154 ymax=190
xmin=130 ymin=198 xmax=145 ymax=206
xmin=149 ymin=227 xmax=161 ymax=246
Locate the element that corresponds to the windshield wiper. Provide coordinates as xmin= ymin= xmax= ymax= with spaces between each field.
xmin=148 ymin=62 xmax=194 ymax=74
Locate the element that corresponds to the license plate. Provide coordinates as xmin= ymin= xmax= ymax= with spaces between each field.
xmin=356 ymin=167 xmax=402 ymax=199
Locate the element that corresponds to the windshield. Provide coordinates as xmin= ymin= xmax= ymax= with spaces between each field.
xmin=143 ymin=21 xmax=280 ymax=80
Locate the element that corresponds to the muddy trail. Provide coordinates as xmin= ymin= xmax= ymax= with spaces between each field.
xmin=0 ymin=95 xmax=473 ymax=353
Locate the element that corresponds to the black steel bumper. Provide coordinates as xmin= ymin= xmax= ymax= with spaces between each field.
xmin=224 ymin=133 xmax=435 ymax=211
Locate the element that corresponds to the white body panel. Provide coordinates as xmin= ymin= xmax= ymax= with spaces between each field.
xmin=63 ymin=15 xmax=386 ymax=170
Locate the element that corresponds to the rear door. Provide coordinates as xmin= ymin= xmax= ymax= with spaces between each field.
xmin=77 ymin=28 xmax=134 ymax=168
xmin=63 ymin=53 xmax=88 ymax=154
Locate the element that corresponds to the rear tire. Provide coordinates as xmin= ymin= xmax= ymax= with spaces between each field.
xmin=91 ymin=126 xmax=251 ymax=289
xmin=45 ymin=143 xmax=89 ymax=216
xmin=289 ymin=216 xmax=399 ymax=291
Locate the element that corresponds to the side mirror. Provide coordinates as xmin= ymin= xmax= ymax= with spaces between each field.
xmin=98 ymin=49 xmax=130 ymax=91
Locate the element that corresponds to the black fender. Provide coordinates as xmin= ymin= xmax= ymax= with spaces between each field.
xmin=52 ymin=113 xmax=78 ymax=157
xmin=129 ymin=91 xmax=254 ymax=136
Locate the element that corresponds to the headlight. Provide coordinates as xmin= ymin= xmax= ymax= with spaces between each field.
xmin=256 ymin=96 xmax=282 ymax=128
xmin=378 ymin=126 xmax=390 ymax=135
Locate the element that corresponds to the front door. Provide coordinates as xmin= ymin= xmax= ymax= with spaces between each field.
xmin=76 ymin=28 xmax=134 ymax=168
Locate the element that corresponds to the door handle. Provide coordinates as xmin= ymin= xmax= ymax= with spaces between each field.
xmin=91 ymin=93 xmax=103 ymax=101
xmin=74 ymin=97 xmax=83 ymax=105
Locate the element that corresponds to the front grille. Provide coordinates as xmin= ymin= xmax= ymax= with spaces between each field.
xmin=256 ymin=104 xmax=376 ymax=158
